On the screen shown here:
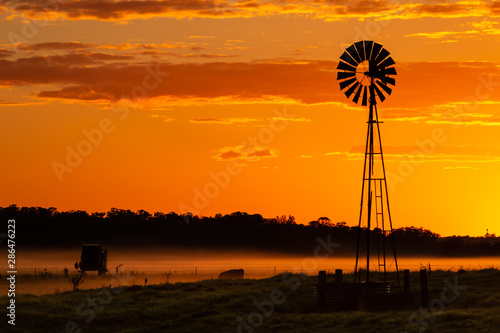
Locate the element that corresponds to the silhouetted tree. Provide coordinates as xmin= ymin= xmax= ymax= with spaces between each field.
xmin=1 ymin=206 xmax=499 ymax=256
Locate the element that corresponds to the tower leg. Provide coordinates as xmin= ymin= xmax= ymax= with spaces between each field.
xmin=354 ymin=83 xmax=399 ymax=289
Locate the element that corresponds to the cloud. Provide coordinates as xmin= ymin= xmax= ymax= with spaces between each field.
xmin=1 ymin=55 xmax=500 ymax=115
xmin=0 ymin=57 xmax=341 ymax=104
xmin=0 ymin=100 xmax=47 ymax=106
xmin=1 ymin=0 xmax=497 ymax=22
xmin=189 ymin=36 xmax=216 ymax=39
xmin=326 ymin=145 xmax=500 ymax=163
xmin=190 ymin=118 xmax=260 ymax=124
xmin=387 ymin=62 xmax=500 ymax=115
xmin=38 ymin=85 xmax=113 ymax=101
xmin=98 ymin=42 xmax=191 ymax=50
xmin=383 ymin=101 xmax=500 ymax=127
xmin=405 ymin=31 xmax=477 ymax=39
xmin=19 ymin=42 xmax=95 ymax=51
xmin=146 ymin=51 xmax=236 ymax=58
xmin=1 ymin=0 xmax=242 ymax=21
xmin=424 ymin=110 xmax=500 ymax=127
xmin=190 ymin=46 xmax=206 ymax=51
xmin=298 ymin=155 xmax=314 ymax=158
xmin=5 ymin=41 xmax=211 ymax=59
xmin=405 ymin=20 xmax=500 ymax=40
xmin=443 ymin=166 xmax=482 ymax=171
xmin=334 ymin=0 xmax=393 ymax=15
xmin=149 ymin=114 xmax=174 ymax=122
xmin=97 ymin=43 xmax=137 ymax=51
xmin=213 ymin=145 xmax=278 ymax=161
xmin=0 ymin=48 xmax=14 ymax=59
xmin=181 ymin=53 xmax=235 ymax=58
xmin=4 ymin=53 xmax=134 ymax=68
xmin=269 ymin=116 xmax=311 ymax=122
xmin=190 ymin=118 xmax=225 ymax=124
xmin=491 ymin=0 xmax=500 ymax=15
xmin=414 ymin=2 xmax=469 ymax=15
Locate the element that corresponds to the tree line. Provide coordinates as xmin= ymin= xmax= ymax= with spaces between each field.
xmin=1 ymin=205 xmax=499 ymax=256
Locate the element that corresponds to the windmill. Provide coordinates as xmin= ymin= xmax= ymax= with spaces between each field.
xmin=336 ymin=41 xmax=400 ymax=290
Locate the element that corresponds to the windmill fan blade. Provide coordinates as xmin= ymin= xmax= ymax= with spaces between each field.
xmin=352 ymin=84 xmax=363 ymax=104
xmin=372 ymin=84 xmax=386 ymax=102
xmin=337 ymin=61 xmax=356 ymax=72
xmin=346 ymin=44 xmax=362 ymax=63
xmin=376 ymin=80 xmax=392 ymax=95
xmin=364 ymin=41 xmax=374 ymax=61
xmin=378 ymin=56 xmax=395 ymax=69
xmin=340 ymin=51 xmax=358 ymax=67
xmin=337 ymin=41 xmax=396 ymax=105
xmin=345 ymin=81 xmax=359 ymax=98
xmin=368 ymin=60 xmax=377 ymax=73
xmin=354 ymin=41 xmax=366 ymax=61
xmin=385 ymin=67 xmax=397 ymax=75
xmin=339 ymin=77 xmax=357 ymax=90
xmin=384 ymin=77 xmax=396 ymax=86
xmin=371 ymin=43 xmax=383 ymax=61
xmin=337 ymin=71 xmax=356 ymax=80
xmin=374 ymin=48 xmax=390 ymax=64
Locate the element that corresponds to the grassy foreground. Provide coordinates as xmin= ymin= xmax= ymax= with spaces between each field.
xmin=6 ymin=269 xmax=500 ymax=332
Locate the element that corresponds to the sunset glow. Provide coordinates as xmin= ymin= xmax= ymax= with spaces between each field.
xmin=2 ymin=0 xmax=500 ymax=236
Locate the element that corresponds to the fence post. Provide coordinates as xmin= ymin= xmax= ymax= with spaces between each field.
xmin=404 ymin=269 xmax=410 ymax=292
xmin=335 ymin=269 xmax=343 ymax=310
xmin=317 ymin=271 xmax=326 ymax=310
xmin=420 ymin=269 xmax=429 ymax=307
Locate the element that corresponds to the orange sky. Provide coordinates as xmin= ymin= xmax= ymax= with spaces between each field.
xmin=1 ymin=0 xmax=500 ymax=236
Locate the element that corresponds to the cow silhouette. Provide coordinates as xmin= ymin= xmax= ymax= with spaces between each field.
xmin=218 ymin=269 xmax=244 ymax=279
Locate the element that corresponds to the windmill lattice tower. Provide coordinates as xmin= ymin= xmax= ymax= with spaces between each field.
xmin=336 ymin=40 xmax=400 ymax=289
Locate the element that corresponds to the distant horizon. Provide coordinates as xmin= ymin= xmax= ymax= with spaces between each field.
xmin=3 ymin=204 xmax=496 ymax=238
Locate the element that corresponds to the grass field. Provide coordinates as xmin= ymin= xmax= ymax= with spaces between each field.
xmin=5 ymin=268 xmax=500 ymax=332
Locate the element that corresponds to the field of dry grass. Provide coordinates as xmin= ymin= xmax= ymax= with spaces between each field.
xmin=4 ymin=268 xmax=500 ymax=332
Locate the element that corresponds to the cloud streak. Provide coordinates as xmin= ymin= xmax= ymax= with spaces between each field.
xmin=326 ymin=145 xmax=500 ymax=163
xmin=190 ymin=118 xmax=261 ymax=125
xmin=0 ymin=57 xmax=341 ymax=104
xmin=213 ymin=145 xmax=278 ymax=161
xmin=19 ymin=42 xmax=96 ymax=51
xmin=1 ymin=54 xmax=500 ymax=124
xmin=1 ymin=0 xmax=498 ymax=22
